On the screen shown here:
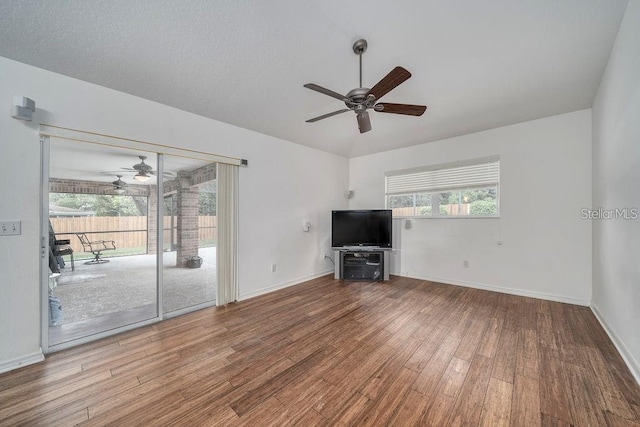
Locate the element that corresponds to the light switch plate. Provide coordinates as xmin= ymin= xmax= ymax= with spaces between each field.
xmin=0 ymin=221 xmax=21 ymax=236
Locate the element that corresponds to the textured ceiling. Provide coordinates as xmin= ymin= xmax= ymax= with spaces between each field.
xmin=0 ymin=0 xmax=629 ymax=158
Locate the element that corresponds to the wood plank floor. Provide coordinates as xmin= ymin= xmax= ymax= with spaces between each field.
xmin=1 ymin=275 xmax=639 ymax=426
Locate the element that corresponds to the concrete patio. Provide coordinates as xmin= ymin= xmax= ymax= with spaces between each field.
xmin=49 ymin=247 xmax=216 ymax=345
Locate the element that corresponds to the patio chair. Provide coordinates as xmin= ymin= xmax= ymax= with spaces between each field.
xmin=49 ymin=220 xmax=75 ymax=271
xmin=76 ymin=233 xmax=116 ymax=264
xmin=55 ymin=240 xmax=75 ymax=271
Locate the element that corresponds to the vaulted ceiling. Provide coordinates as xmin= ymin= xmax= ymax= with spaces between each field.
xmin=0 ymin=0 xmax=629 ymax=158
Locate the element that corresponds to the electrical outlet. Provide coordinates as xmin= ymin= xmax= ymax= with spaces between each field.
xmin=0 ymin=221 xmax=21 ymax=236
xmin=271 ymin=263 xmax=277 ymax=272
xmin=463 ymin=260 xmax=469 ymax=268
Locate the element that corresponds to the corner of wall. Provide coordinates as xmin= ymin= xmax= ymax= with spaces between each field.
xmin=589 ymin=0 xmax=640 ymax=388
xmin=238 ymin=270 xmax=333 ymax=301
xmin=591 ymin=304 xmax=640 ymax=386
xmin=0 ymin=348 xmax=44 ymax=375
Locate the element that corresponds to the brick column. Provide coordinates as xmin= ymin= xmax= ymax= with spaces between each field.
xmin=176 ymin=172 xmax=199 ymax=267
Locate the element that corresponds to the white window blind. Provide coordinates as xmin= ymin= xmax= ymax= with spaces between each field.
xmin=385 ymin=157 xmax=500 ymax=195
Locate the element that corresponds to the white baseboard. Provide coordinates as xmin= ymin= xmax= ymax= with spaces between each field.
xmin=239 ymin=270 xmax=333 ymax=302
xmin=240 ymin=269 xmax=590 ymax=306
xmin=591 ymin=304 xmax=640 ymax=386
xmin=0 ymin=348 xmax=44 ymax=375
xmin=398 ymin=273 xmax=591 ymax=306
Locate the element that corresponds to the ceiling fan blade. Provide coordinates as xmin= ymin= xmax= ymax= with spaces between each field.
xmin=368 ymin=67 xmax=412 ymax=101
xmin=303 ymin=84 xmax=347 ymax=101
xmin=376 ymin=103 xmax=427 ymax=116
xmin=306 ymin=109 xmax=351 ymax=123
xmin=357 ymin=111 xmax=372 ymax=133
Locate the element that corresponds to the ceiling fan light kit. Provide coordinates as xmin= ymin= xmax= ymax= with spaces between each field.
xmin=304 ymin=39 xmax=427 ymax=134
xmin=103 ymin=155 xmax=164 ymax=186
xmin=132 ymin=155 xmax=152 ymax=182
xmin=134 ymin=172 xmax=151 ymax=182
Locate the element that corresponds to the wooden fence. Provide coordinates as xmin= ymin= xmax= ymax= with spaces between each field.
xmin=50 ymin=216 xmax=216 ymax=252
xmin=392 ymin=203 xmax=470 ymax=217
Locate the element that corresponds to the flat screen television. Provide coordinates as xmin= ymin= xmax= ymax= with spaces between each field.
xmin=332 ymin=210 xmax=392 ymax=248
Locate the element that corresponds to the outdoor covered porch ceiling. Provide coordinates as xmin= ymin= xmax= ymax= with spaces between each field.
xmin=49 ymin=138 xmax=212 ymax=184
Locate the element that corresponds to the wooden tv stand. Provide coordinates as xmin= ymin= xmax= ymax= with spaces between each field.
xmin=334 ymin=248 xmax=390 ymax=281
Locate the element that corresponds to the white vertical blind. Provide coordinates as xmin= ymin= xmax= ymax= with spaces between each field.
xmin=385 ymin=157 xmax=500 ymax=195
xmin=216 ymin=163 xmax=239 ymax=305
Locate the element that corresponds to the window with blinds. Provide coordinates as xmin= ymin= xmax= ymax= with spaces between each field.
xmin=385 ymin=156 xmax=500 ymax=217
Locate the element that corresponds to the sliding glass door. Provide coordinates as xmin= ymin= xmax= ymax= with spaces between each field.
xmin=43 ymin=134 xmax=224 ymax=351
xmin=162 ymin=156 xmax=217 ymax=315
xmin=47 ymin=139 xmax=159 ymax=346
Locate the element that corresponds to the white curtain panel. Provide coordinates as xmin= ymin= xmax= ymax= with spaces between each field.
xmin=216 ymin=163 xmax=239 ymax=305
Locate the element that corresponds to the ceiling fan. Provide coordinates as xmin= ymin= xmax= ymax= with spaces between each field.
xmin=129 ymin=156 xmax=153 ymax=182
xmin=112 ymin=175 xmax=126 ymax=194
xmin=103 ymin=155 xmax=177 ymax=182
xmin=112 ymin=155 xmax=173 ymax=181
xmin=304 ymin=39 xmax=427 ymax=133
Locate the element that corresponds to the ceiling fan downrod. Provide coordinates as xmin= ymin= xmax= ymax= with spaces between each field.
xmin=353 ymin=39 xmax=367 ymax=89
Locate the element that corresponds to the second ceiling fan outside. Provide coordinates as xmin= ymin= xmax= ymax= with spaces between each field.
xmin=304 ymin=39 xmax=427 ymax=134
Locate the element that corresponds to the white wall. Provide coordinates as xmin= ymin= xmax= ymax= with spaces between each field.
xmin=349 ymin=110 xmax=592 ymax=304
xmin=592 ymin=0 xmax=640 ymax=383
xmin=0 ymin=56 xmax=348 ymax=370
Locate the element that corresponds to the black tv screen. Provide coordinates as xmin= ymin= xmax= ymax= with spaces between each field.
xmin=332 ymin=210 xmax=392 ymax=248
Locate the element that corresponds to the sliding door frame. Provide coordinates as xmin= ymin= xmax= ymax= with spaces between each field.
xmin=41 ymin=136 xmax=166 ymax=353
xmin=40 ymin=136 xmax=50 ymax=352
xmin=40 ymin=125 xmax=241 ymax=353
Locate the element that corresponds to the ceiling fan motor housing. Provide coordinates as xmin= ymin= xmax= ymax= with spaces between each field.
xmin=346 ymin=87 xmax=371 ymax=105
xmin=133 ymin=156 xmax=152 ymax=173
